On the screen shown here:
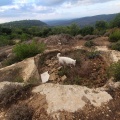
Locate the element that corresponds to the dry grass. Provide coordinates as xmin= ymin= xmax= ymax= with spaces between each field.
xmin=6 ymin=104 xmax=34 ymax=120
xmin=0 ymin=84 xmax=33 ymax=109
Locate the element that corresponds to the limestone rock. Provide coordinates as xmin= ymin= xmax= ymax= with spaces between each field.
xmin=50 ymin=68 xmax=57 ymax=74
xmin=0 ymin=57 xmax=40 ymax=82
xmin=32 ymin=83 xmax=112 ymax=115
xmin=49 ymin=73 xmax=57 ymax=81
xmin=41 ymin=71 xmax=49 ymax=83
xmin=61 ymin=75 xmax=67 ymax=81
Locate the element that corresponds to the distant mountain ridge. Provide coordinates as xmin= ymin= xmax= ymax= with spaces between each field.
xmin=0 ymin=20 xmax=47 ymax=28
xmin=45 ymin=13 xmax=118 ymax=27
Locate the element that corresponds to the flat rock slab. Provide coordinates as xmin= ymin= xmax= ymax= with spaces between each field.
xmin=32 ymin=83 xmax=112 ymax=114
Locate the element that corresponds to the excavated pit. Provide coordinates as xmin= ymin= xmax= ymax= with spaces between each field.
xmin=38 ymin=48 xmax=109 ymax=88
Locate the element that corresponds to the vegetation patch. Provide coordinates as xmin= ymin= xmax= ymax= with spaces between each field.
xmin=84 ymin=40 xmax=95 ymax=48
xmin=86 ymin=50 xmax=101 ymax=59
xmin=109 ymin=30 xmax=120 ymax=42
xmin=13 ymin=41 xmax=45 ymax=60
xmin=107 ymin=61 xmax=120 ymax=81
xmin=1 ymin=56 xmax=20 ymax=67
xmin=6 ymin=104 xmax=34 ymax=120
xmin=0 ymin=84 xmax=33 ymax=109
xmin=110 ymin=41 xmax=120 ymax=51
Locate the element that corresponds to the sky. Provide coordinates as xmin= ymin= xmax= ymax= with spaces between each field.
xmin=0 ymin=0 xmax=120 ymax=23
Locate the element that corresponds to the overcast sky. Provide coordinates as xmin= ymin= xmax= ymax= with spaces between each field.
xmin=0 ymin=0 xmax=120 ymax=23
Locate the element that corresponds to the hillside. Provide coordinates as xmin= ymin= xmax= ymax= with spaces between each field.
xmin=0 ymin=20 xmax=47 ymax=28
xmin=0 ymin=34 xmax=120 ymax=119
xmin=45 ymin=13 xmax=117 ymax=27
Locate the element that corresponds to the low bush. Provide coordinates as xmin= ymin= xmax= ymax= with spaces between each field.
xmin=6 ymin=104 xmax=34 ymax=120
xmin=13 ymin=41 xmax=45 ymax=60
xmin=58 ymin=67 xmax=70 ymax=77
xmin=0 ymin=84 xmax=33 ymax=109
xmin=83 ymin=35 xmax=97 ymax=40
xmin=107 ymin=61 xmax=120 ymax=81
xmin=75 ymin=34 xmax=83 ymax=40
xmin=109 ymin=30 xmax=120 ymax=42
xmin=2 ymin=56 xmax=19 ymax=66
xmin=110 ymin=41 xmax=120 ymax=51
xmin=84 ymin=40 xmax=95 ymax=48
xmin=87 ymin=50 xmax=100 ymax=59
xmin=73 ymin=76 xmax=82 ymax=85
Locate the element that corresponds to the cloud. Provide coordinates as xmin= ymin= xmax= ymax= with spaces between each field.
xmin=0 ymin=0 xmax=117 ymax=7
xmin=0 ymin=0 xmax=119 ymax=23
xmin=36 ymin=0 xmax=117 ymax=6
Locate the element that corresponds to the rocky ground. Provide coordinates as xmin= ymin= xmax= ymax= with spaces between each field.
xmin=0 ymin=34 xmax=120 ymax=120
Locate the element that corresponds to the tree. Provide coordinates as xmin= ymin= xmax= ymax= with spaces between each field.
xmin=69 ymin=23 xmax=80 ymax=36
xmin=1 ymin=27 xmax=12 ymax=35
xmin=80 ymin=26 xmax=94 ymax=36
xmin=110 ymin=13 xmax=120 ymax=28
xmin=95 ymin=20 xmax=108 ymax=30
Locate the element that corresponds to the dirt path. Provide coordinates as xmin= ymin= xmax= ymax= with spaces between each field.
xmin=0 ymin=45 xmax=13 ymax=54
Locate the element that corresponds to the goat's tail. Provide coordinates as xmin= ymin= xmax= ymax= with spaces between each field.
xmin=57 ymin=53 xmax=61 ymax=58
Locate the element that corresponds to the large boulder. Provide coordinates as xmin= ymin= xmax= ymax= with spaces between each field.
xmin=0 ymin=57 xmax=40 ymax=83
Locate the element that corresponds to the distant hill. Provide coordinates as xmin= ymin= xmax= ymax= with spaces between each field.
xmin=0 ymin=20 xmax=47 ymax=28
xmin=45 ymin=13 xmax=118 ymax=27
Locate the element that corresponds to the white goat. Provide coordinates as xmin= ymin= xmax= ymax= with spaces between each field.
xmin=57 ymin=53 xmax=76 ymax=66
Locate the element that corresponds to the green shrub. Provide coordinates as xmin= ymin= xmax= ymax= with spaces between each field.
xmin=84 ymin=40 xmax=95 ymax=47
xmin=6 ymin=104 xmax=34 ymax=120
xmin=110 ymin=41 xmax=120 ymax=51
xmin=13 ymin=41 xmax=45 ymax=60
xmin=20 ymin=33 xmax=31 ymax=41
xmin=13 ymin=77 xmax=24 ymax=83
xmin=73 ymin=76 xmax=82 ymax=85
xmin=107 ymin=61 xmax=120 ymax=81
xmin=87 ymin=50 xmax=100 ymax=59
xmin=0 ymin=36 xmax=9 ymax=46
xmin=109 ymin=30 xmax=120 ymax=42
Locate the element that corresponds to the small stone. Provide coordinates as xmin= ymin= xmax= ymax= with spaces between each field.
xmin=57 ymin=66 xmax=62 ymax=70
xmin=106 ymin=114 xmax=109 ymax=117
xmin=61 ymin=75 xmax=67 ymax=81
xmin=41 ymin=71 xmax=50 ymax=83
xmin=45 ymin=60 xmax=51 ymax=65
xmin=49 ymin=73 xmax=57 ymax=81
xmin=50 ymin=68 xmax=57 ymax=73
xmin=48 ymin=64 xmax=53 ymax=67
